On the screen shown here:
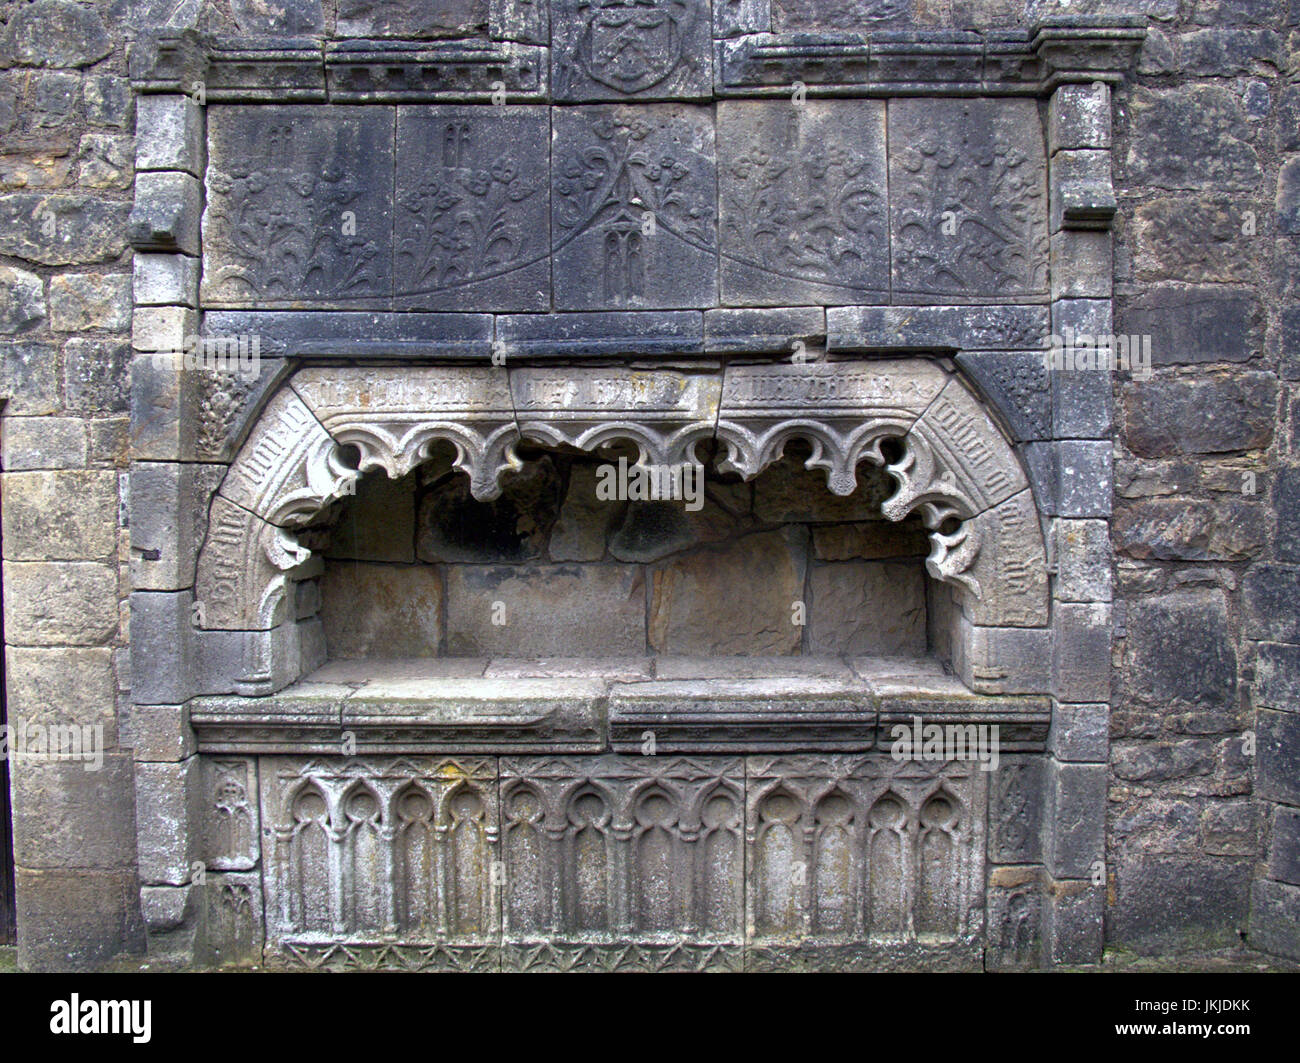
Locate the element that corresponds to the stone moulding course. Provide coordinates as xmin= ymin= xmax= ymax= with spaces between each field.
xmin=128 ymin=19 xmax=1143 ymax=102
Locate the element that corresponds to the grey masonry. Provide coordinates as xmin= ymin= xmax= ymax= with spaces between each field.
xmin=0 ymin=0 xmax=1297 ymax=971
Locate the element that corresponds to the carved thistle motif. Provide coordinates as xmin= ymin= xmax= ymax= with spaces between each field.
xmin=718 ymin=100 xmax=889 ymax=304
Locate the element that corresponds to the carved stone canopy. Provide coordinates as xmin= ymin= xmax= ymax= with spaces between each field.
xmin=195 ymin=358 xmax=1048 ymax=634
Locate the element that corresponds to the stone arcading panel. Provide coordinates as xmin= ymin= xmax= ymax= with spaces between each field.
xmin=193 ymin=361 xmax=1047 ymax=638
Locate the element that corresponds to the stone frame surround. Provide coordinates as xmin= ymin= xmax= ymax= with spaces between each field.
xmin=124 ymin=12 xmax=1140 ymax=969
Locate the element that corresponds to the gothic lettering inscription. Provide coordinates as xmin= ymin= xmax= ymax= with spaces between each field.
xmin=512 ymin=366 xmax=721 ymax=467
xmin=394 ymin=107 xmax=550 ymax=311
xmin=718 ymin=100 xmax=889 ymax=306
xmin=218 ymin=388 xmax=346 ymax=527
xmin=202 ymin=107 xmax=392 ymax=308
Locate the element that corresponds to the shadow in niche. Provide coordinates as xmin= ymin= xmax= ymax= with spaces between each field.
xmin=297 ymin=435 xmax=952 ymax=672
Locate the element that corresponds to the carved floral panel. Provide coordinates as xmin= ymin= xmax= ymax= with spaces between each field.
xmin=718 ymin=99 xmax=889 ymax=306
xmin=551 ymin=104 xmax=717 ymax=309
xmin=394 ymin=106 xmax=551 ymax=310
xmin=202 ymin=106 xmax=394 ymax=308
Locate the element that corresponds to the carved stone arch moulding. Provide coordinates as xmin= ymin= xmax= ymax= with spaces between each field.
xmin=194 ymin=358 xmax=1048 ymax=644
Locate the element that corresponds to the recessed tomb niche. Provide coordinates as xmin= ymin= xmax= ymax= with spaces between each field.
xmin=302 ymin=438 xmax=936 ymax=666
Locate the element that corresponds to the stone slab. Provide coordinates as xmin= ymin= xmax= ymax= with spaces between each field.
xmin=717 ymin=99 xmax=888 ymax=306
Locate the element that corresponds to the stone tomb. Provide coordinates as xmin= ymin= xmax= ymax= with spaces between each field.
xmin=127 ymin=15 xmax=1138 ymax=970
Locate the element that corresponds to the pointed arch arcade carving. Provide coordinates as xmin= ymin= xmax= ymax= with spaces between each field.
xmin=194 ymin=360 xmax=1047 ymax=635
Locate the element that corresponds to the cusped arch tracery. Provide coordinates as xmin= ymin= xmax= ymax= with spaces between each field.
xmin=193 ymin=360 xmax=1047 ymax=635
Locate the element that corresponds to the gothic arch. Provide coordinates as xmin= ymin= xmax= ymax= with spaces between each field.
xmin=194 ymin=360 xmax=1047 ymax=642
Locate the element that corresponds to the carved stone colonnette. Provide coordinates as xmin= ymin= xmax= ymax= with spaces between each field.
xmin=203 ymin=753 xmax=987 ymax=971
xmin=193 ymin=360 xmax=1047 ymax=658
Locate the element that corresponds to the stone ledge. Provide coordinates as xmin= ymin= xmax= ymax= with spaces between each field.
xmin=129 ymin=21 xmax=1143 ymax=101
xmin=189 ymin=655 xmax=1051 ymax=754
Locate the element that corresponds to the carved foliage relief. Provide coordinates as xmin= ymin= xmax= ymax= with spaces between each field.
xmin=395 ymin=107 xmax=550 ymax=310
xmin=718 ymin=100 xmax=889 ymax=306
xmin=889 ymin=98 xmax=1049 ymax=302
xmin=551 ymin=105 xmax=717 ymax=309
xmin=202 ymin=107 xmax=393 ymax=307
xmin=200 ymin=98 xmax=1050 ymax=310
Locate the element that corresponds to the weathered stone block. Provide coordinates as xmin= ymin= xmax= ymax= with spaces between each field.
xmin=337 ymin=0 xmax=480 ymax=36
xmin=952 ymin=620 xmax=1051 ymax=695
xmin=988 ymin=756 xmax=1045 ymax=864
xmin=1243 ymin=565 xmax=1300 ymax=642
xmin=1127 ymin=589 xmax=1236 ymax=709
xmin=14 ymin=867 xmax=144 ymax=972
xmin=1 ymin=470 xmax=118 ymax=561
xmin=1044 ymin=761 xmax=1105 ymax=880
xmin=129 ymin=171 xmax=202 ymax=255
xmin=807 ymin=561 xmax=927 ymax=657
xmin=0 ymin=416 xmax=87 ymax=470
xmin=1123 ymin=373 xmax=1276 ymax=458
xmin=11 ymin=755 xmax=138 ymax=869
xmin=1055 ymin=519 xmax=1111 ymax=602
xmin=3 ymin=560 xmax=118 ymax=646
xmin=129 ymin=703 xmax=197 ymax=763
xmin=1254 ymin=642 xmax=1300 ymax=711
xmin=1048 ymin=701 xmax=1107 ymax=763
xmin=1055 ymin=440 xmax=1111 ymax=518
xmin=0 ymin=193 xmax=129 ymax=265
xmin=0 ymin=264 xmax=45 ymax=334
xmin=1134 ymin=197 xmax=1260 ymax=283
xmin=197 ymin=873 xmax=265 ymax=967
xmin=320 ymin=562 xmax=443 ymax=659
xmin=325 ymin=472 xmax=417 ymax=563
xmin=130 ymin=461 xmax=224 ymax=591
xmin=1257 ymin=708 xmax=1300 ymax=806
xmin=717 ymin=99 xmax=888 ymax=306
xmin=1268 ymin=807 xmax=1300 ymax=887
xmin=1049 ymin=229 xmax=1111 ymax=300
xmin=1048 ymin=82 xmax=1110 ymax=152
xmin=1124 ymin=86 xmax=1261 ymax=192
xmin=133 ymin=253 xmax=200 ymax=307
xmin=49 ymin=273 xmax=131 ymax=332
xmin=1044 ymin=878 xmax=1103 ymax=965
xmin=135 ymin=758 xmax=202 ymax=885
xmin=417 ymin=457 xmax=560 ymax=563
xmin=1114 ymin=496 xmax=1265 ymax=562
xmin=551 ymin=105 xmax=716 ymax=309
xmin=889 ymin=98 xmax=1048 ymax=301
xmin=65 ymin=337 xmax=130 ymax=414
xmin=0 ymin=0 xmax=112 ymax=68
xmin=4 ymin=646 xmax=117 ymax=742
xmin=76 ymin=132 xmax=132 ymax=190
xmin=1118 ymin=286 xmax=1261 ymax=367
xmin=394 ymin=106 xmax=549 ymax=311
xmin=0 ymin=341 xmax=58 ymax=414
xmin=650 ymin=530 xmax=805 ymax=655
xmin=135 ymin=94 xmax=205 ymax=175
xmin=446 ymin=563 xmax=646 ymax=657
xmin=1110 ymin=854 xmax=1251 ymax=954
xmin=1251 ymin=879 xmax=1300 ymax=960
